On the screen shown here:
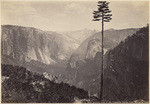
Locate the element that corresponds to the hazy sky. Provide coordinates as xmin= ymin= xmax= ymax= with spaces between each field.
xmin=1 ymin=1 xmax=149 ymax=31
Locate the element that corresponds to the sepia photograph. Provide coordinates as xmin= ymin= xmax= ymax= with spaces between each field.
xmin=1 ymin=0 xmax=149 ymax=103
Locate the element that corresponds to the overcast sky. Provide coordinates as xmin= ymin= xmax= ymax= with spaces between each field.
xmin=1 ymin=1 xmax=149 ymax=31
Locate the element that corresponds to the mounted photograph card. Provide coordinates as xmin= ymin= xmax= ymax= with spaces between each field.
xmin=1 ymin=0 xmax=149 ymax=103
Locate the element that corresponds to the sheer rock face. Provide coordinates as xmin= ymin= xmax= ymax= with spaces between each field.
xmin=1 ymin=25 xmax=69 ymax=65
xmin=68 ymin=28 xmax=139 ymax=68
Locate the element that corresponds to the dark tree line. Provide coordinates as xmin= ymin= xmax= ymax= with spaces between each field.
xmin=103 ymin=25 xmax=149 ymax=102
xmin=2 ymin=64 xmax=89 ymax=103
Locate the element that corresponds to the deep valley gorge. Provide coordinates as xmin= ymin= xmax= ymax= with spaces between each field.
xmin=1 ymin=25 xmax=149 ymax=102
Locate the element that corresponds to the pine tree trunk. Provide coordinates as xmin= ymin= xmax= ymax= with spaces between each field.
xmin=100 ymin=14 xmax=104 ymax=102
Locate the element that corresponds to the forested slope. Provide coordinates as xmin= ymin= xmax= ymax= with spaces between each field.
xmin=2 ymin=64 xmax=88 ymax=103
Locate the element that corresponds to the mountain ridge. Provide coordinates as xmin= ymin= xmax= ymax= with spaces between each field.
xmin=65 ymin=25 xmax=148 ymax=102
xmin=68 ymin=28 xmax=139 ymax=68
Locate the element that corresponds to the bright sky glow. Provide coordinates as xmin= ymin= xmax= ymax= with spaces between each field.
xmin=1 ymin=1 xmax=149 ymax=31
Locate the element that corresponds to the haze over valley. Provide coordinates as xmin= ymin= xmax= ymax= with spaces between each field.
xmin=1 ymin=1 xmax=149 ymax=103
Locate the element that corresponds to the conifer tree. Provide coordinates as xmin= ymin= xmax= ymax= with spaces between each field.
xmin=92 ymin=1 xmax=112 ymax=102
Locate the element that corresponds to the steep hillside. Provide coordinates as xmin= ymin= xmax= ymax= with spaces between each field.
xmin=2 ymin=25 xmax=58 ymax=65
xmin=1 ymin=25 xmax=101 ymax=85
xmin=1 ymin=25 xmax=80 ymax=81
xmin=69 ymin=28 xmax=139 ymax=68
xmin=2 ymin=64 xmax=89 ymax=103
xmin=1 ymin=25 xmax=78 ymax=66
xmin=66 ymin=26 xmax=148 ymax=102
xmin=103 ymin=26 xmax=149 ymax=101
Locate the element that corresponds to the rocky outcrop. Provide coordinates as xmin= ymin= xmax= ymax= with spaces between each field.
xmin=68 ymin=28 xmax=139 ymax=68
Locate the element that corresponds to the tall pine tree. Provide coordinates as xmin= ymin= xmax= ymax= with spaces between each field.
xmin=92 ymin=1 xmax=112 ymax=102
